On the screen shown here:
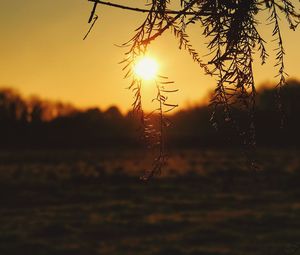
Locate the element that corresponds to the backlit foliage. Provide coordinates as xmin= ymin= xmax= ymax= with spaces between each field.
xmin=87 ymin=0 xmax=300 ymax=179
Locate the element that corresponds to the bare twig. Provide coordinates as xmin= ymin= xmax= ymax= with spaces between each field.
xmin=83 ymin=15 xmax=98 ymax=40
xmin=88 ymin=0 xmax=197 ymax=15
xmin=88 ymin=1 xmax=98 ymax=23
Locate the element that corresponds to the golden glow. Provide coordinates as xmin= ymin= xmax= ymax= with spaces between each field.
xmin=134 ymin=57 xmax=158 ymax=80
xmin=1 ymin=1 xmax=300 ymax=112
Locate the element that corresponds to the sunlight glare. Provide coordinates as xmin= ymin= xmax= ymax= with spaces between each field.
xmin=134 ymin=57 xmax=158 ymax=80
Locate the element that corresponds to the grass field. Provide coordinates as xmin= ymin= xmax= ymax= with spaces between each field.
xmin=0 ymin=148 xmax=300 ymax=255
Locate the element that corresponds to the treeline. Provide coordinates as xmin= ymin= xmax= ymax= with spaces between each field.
xmin=0 ymin=88 xmax=138 ymax=148
xmin=170 ymin=80 xmax=300 ymax=147
xmin=0 ymin=80 xmax=300 ymax=148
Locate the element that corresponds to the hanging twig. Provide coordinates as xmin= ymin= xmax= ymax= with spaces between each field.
xmin=141 ymin=0 xmax=199 ymax=44
xmin=88 ymin=1 xmax=98 ymax=23
xmin=83 ymin=15 xmax=98 ymax=40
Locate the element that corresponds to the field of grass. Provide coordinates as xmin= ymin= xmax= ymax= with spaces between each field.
xmin=0 ymin=148 xmax=300 ymax=255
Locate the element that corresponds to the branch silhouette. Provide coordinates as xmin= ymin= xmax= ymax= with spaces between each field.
xmin=88 ymin=0 xmax=197 ymax=15
xmin=86 ymin=0 xmax=300 ymax=178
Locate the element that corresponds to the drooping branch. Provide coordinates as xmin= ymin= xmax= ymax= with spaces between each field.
xmin=86 ymin=0 xmax=300 ymax=178
xmin=88 ymin=0 xmax=197 ymax=15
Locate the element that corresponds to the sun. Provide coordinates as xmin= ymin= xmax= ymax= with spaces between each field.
xmin=134 ymin=57 xmax=158 ymax=80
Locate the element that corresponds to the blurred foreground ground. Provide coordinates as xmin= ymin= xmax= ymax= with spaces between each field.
xmin=0 ymin=148 xmax=300 ymax=255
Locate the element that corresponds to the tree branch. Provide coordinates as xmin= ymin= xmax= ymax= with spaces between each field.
xmin=141 ymin=0 xmax=199 ymax=44
xmin=88 ymin=0 xmax=197 ymax=15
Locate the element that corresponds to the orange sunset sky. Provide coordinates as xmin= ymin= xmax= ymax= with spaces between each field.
xmin=1 ymin=0 xmax=300 ymax=113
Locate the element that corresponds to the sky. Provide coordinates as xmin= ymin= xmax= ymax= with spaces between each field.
xmin=1 ymin=0 xmax=300 ymax=113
